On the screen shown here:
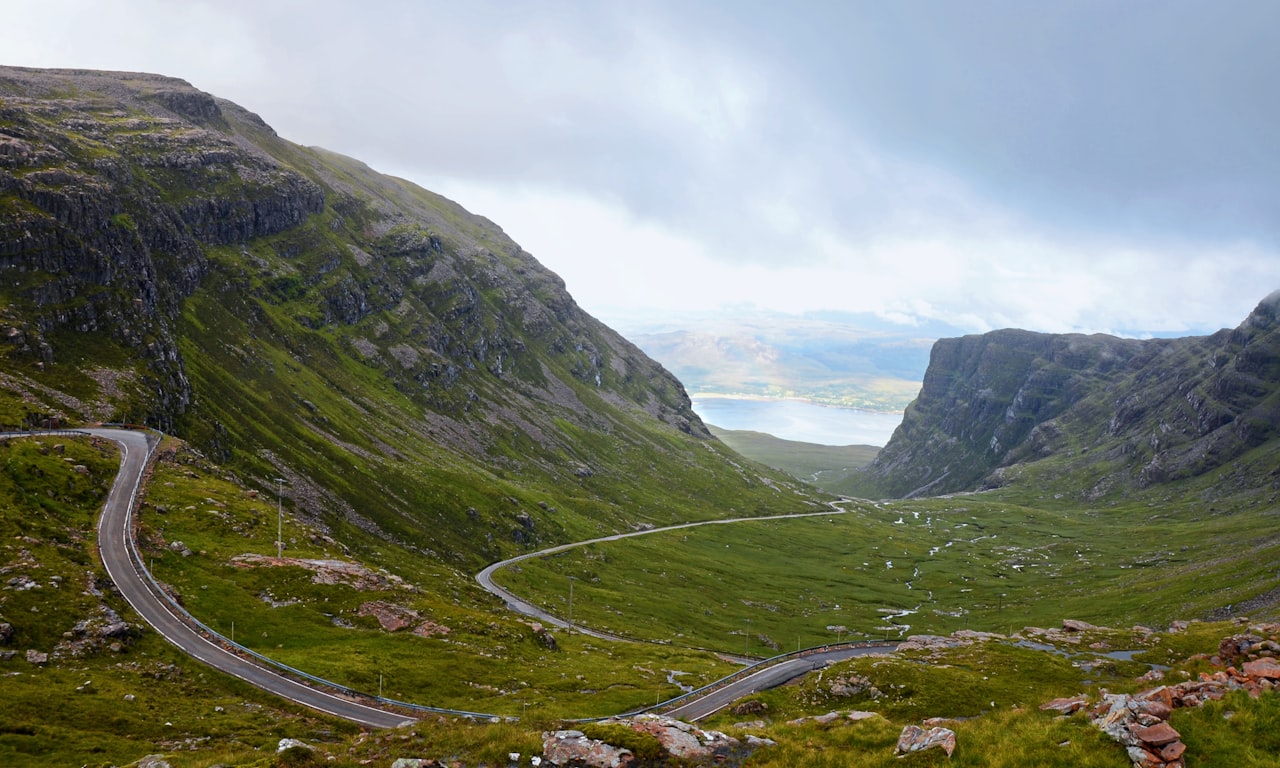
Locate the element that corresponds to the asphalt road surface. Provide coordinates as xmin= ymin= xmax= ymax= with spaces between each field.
xmin=477 ymin=502 xmax=899 ymax=718
xmin=663 ymin=644 xmax=895 ymax=721
xmin=81 ymin=428 xmax=416 ymax=729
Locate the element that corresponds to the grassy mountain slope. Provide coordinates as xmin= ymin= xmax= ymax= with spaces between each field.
xmin=0 ymin=65 xmax=821 ymax=577
xmin=708 ymin=424 xmax=879 ymax=492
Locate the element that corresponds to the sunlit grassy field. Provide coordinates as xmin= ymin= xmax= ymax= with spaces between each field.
xmin=492 ymin=490 xmax=1280 ymax=656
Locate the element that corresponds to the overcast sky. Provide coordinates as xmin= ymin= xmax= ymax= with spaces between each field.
xmin=6 ymin=0 xmax=1280 ymax=336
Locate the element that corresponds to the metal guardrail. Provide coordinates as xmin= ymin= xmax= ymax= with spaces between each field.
xmin=586 ymin=639 xmax=900 ymax=722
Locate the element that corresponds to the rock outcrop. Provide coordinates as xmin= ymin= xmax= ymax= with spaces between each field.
xmin=230 ymin=554 xmax=412 ymax=591
xmin=1039 ymin=623 xmax=1280 ymax=768
xmin=894 ymin=724 xmax=957 ymax=757
xmin=541 ymin=730 xmax=634 ymax=768
xmin=541 ymin=715 xmax=753 ymax=767
xmin=850 ymin=291 xmax=1280 ymax=498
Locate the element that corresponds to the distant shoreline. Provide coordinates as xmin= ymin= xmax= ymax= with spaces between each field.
xmin=689 ymin=392 xmax=905 ymax=416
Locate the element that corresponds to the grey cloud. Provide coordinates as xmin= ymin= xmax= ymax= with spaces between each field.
xmin=6 ymin=0 xmax=1279 ymax=333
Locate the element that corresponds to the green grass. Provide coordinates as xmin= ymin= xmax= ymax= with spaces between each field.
xmin=3 ymin=433 xmax=1280 ymax=768
xmin=490 ymin=489 xmax=1279 ymax=655
xmin=708 ymin=425 xmax=880 ymax=492
xmin=0 ymin=436 xmax=368 ymax=767
xmin=133 ymin=441 xmax=742 ymax=720
xmin=707 ymin=625 xmax=1248 ymax=767
xmin=744 ymin=707 xmax=1128 ymax=768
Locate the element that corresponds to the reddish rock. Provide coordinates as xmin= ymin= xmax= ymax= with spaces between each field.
xmin=627 ymin=715 xmax=744 ymax=762
xmin=631 ymin=718 xmax=708 ymax=760
xmin=1138 ymin=686 xmax=1175 ymax=711
xmin=1218 ymin=635 xmax=1257 ymax=663
xmin=1130 ymin=697 xmax=1172 ymax=721
xmin=542 ymin=730 xmax=634 ymax=768
xmin=1243 ymin=657 xmax=1280 ymax=680
xmin=412 ymin=620 xmax=451 ymax=638
xmin=1128 ymin=721 xmax=1181 ymax=746
xmin=1126 ymin=745 xmax=1163 ymax=768
xmin=356 ymin=600 xmax=418 ymax=632
xmin=231 ymin=554 xmax=411 ymax=591
xmin=1159 ymin=740 xmax=1187 ymax=761
xmin=730 ymin=700 xmax=768 ymax=717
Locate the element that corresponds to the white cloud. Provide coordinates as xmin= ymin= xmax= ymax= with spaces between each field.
xmin=431 ymin=175 xmax=1279 ymax=337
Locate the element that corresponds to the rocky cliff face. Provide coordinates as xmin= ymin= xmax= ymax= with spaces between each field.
xmin=850 ymin=292 xmax=1280 ymax=499
xmin=0 ymin=66 xmax=701 ymax=434
xmin=0 ymin=68 xmax=330 ymax=426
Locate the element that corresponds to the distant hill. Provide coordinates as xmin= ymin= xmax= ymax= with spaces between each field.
xmin=845 ymin=292 xmax=1280 ymax=499
xmin=622 ymin=312 xmax=943 ymax=413
xmin=707 ymin=424 xmax=879 ymax=492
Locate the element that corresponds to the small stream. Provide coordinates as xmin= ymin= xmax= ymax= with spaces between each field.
xmin=666 ymin=670 xmax=694 ymax=693
xmin=1014 ymin=640 xmax=1171 ymax=673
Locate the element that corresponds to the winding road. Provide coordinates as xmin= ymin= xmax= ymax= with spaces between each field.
xmin=475 ymin=505 xmax=900 ymax=720
xmin=84 ymin=428 xmax=416 ymax=729
xmin=664 ymin=644 xmax=893 ymax=721
xmin=10 ymin=427 xmax=898 ymax=728
xmin=476 ymin=505 xmax=859 ymax=637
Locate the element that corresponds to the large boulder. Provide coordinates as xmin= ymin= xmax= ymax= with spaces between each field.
xmin=894 ymin=725 xmax=956 ymax=757
xmin=827 ymin=673 xmax=883 ymax=699
xmin=356 ymin=601 xmax=419 ymax=632
xmin=629 ymin=715 xmax=742 ymax=762
xmin=543 ymin=716 xmax=755 ymax=767
xmin=1242 ymin=657 xmax=1280 ymax=680
xmin=542 ymin=730 xmax=634 ymax=768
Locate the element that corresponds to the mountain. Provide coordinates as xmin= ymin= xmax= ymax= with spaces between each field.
xmin=845 ymin=292 xmax=1280 ymax=499
xmin=0 ymin=65 xmax=819 ymax=567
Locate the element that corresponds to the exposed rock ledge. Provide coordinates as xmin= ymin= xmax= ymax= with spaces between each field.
xmin=230 ymin=553 xmax=414 ymax=591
